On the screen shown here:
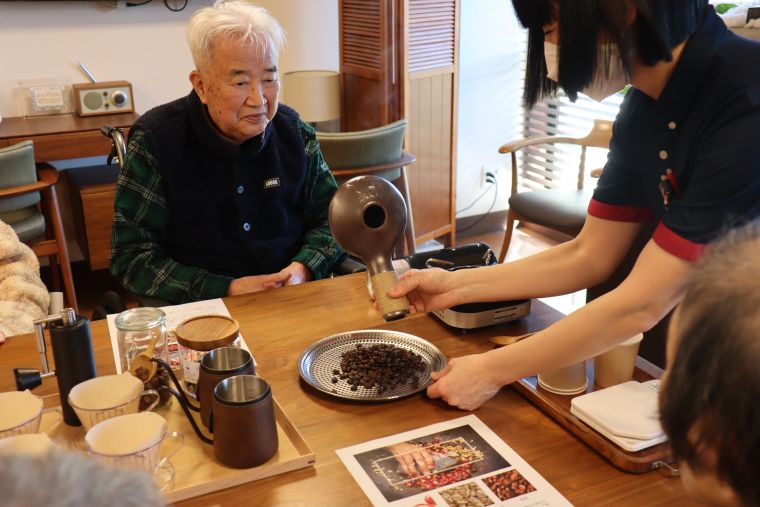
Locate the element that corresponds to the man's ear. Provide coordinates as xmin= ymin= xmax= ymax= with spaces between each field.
xmin=190 ymin=70 xmax=207 ymax=104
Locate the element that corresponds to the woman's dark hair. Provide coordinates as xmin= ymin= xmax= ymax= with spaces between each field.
xmin=659 ymin=221 xmax=760 ymax=506
xmin=511 ymin=0 xmax=707 ymax=107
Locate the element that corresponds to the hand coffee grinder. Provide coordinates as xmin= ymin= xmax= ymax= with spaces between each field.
xmin=13 ymin=308 xmax=97 ymax=426
xmin=329 ymin=175 xmax=411 ymax=321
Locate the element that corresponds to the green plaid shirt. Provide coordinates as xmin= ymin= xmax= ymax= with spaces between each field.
xmin=110 ymin=122 xmax=343 ymax=304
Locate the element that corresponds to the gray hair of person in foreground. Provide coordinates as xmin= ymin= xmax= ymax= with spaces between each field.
xmin=659 ymin=219 xmax=760 ymax=507
xmin=187 ymin=0 xmax=286 ymax=72
xmin=0 ymin=451 xmax=165 ymax=507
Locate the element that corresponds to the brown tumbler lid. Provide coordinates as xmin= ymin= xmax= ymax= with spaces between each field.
xmin=175 ymin=315 xmax=240 ymax=351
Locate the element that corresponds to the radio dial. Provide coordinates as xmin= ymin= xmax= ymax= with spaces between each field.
xmin=111 ymin=90 xmax=128 ymax=107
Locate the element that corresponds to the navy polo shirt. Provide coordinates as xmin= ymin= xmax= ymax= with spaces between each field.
xmin=589 ymin=5 xmax=760 ymax=261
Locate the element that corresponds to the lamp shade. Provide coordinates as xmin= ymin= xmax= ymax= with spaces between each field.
xmin=281 ymin=70 xmax=341 ymax=123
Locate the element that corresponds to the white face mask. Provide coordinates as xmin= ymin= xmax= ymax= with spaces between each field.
xmin=543 ymin=41 xmax=627 ymax=102
xmin=582 ymin=43 xmax=627 ymax=102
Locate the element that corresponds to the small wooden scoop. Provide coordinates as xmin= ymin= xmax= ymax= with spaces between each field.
xmin=490 ymin=332 xmax=535 ymax=347
xmin=128 ymin=333 xmax=160 ymax=381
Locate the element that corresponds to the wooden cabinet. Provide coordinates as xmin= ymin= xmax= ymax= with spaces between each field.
xmin=68 ymin=165 xmax=120 ymax=271
xmin=339 ymin=0 xmax=459 ymax=247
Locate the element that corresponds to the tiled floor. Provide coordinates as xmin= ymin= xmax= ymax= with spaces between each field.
xmin=56 ymin=225 xmax=585 ymax=320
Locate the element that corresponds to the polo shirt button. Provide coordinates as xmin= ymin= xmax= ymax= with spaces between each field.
xmin=668 ymin=121 xmax=677 ymax=130
xmin=659 ymin=150 xmax=669 ymax=160
xmin=243 ymin=222 xmax=251 ymax=232
xmin=237 ymin=185 xmax=244 ymax=194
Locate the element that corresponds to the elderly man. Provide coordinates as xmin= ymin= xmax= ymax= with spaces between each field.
xmin=110 ymin=1 xmax=344 ymax=304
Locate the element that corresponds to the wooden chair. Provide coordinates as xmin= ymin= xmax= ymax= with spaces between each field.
xmin=497 ymin=119 xmax=613 ymax=263
xmin=0 ymin=140 xmax=78 ymax=312
xmin=318 ymin=119 xmax=417 ymax=255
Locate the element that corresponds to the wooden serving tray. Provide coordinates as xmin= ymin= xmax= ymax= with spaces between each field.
xmin=511 ymin=357 xmax=673 ymax=474
xmin=44 ymin=395 xmax=314 ymax=503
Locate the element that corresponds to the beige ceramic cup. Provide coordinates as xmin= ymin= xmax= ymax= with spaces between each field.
xmin=594 ymin=333 xmax=644 ymax=388
xmin=69 ymin=373 xmax=160 ymax=431
xmin=85 ymin=412 xmax=183 ymax=491
xmin=537 ymin=361 xmax=588 ymax=395
xmin=0 ymin=391 xmax=62 ymax=439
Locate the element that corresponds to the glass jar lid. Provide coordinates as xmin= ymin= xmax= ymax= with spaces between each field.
xmin=175 ymin=315 xmax=240 ymax=351
xmin=115 ymin=307 xmax=166 ymax=331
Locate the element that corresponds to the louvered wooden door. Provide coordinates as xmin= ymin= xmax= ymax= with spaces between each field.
xmin=404 ymin=0 xmax=458 ymax=246
xmin=339 ymin=0 xmax=459 ymax=246
xmin=339 ymin=0 xmax=402 ymax=131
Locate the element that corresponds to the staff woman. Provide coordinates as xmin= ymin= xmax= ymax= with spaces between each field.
xmin=389 ymin=0 xmax=760 ymax=410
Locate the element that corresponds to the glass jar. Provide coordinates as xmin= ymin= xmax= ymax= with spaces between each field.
xmin=174 ymin=315 xmax=242 ymax=399
xmin=115 ymin=307 xmax=172 ymax=410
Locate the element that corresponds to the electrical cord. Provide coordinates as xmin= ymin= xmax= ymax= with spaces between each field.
xmin=457 ymin=176 xmax=499 ymax=234
xmin=164 ymin=0 xmax=188 ymax=12
xmin=456 ymin=172 xmax=496 ymax=215
xmin=126 ymin=0 xmax=189 ymax=10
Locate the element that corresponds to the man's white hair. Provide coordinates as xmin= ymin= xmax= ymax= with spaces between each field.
xmin=187 ymin=1 xmax=286 ymax=71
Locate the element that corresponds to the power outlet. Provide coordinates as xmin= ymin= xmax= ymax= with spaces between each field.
xmin=480 ymin=165 xmax=504 ymax=188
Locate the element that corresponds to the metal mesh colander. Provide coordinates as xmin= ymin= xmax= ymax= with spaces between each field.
xmin=298 ymin=329 xmax=446 ymax=401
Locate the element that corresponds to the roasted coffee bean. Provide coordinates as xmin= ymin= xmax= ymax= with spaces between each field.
xmin=333 ymin=343 xmax=426 ymax=394
xmin=482 ymin=470 xmax=536 ymax=501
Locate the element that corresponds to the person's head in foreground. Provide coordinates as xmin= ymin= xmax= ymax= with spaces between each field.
xmin=659 ymin=221 xmax=760 ymax=507
xmin=0 ymin=450 xmax=165 ymax=507
xmin=511 ymin=0 xmax=706 ymax=106
xmin=187 ymin=0 xmax=285 ymax=144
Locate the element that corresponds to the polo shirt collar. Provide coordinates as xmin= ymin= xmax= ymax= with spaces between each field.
xmin=651 ymin=5 xmax=727 ymax=123
xmin=186 ymin=90 xmax=272 ymax=161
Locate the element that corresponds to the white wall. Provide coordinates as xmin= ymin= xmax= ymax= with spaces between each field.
xmin=0 ymin=0 xmax=339 ymax=119
xmin=456 ymin=0 xmax=526 ymax=219
xmin=0 ymin=0 xmax=338 ymax=260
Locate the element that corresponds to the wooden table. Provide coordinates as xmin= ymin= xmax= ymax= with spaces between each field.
xmin=0 ymin=113 xmax=138 ymax=162
xmin=0 ymin=273 xmax=687 ymax=506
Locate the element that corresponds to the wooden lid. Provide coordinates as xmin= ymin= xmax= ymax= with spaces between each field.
xmin=175 ymin=315 xmax=240 ymax=351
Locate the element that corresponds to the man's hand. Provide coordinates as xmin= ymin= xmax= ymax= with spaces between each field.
xmin=387 ymin=442 xmax=435 ymax=477
xmin=227 ymin=262 xmax=312 ymax=296
xmin=279 ymin=262 xmax=312 ymax=286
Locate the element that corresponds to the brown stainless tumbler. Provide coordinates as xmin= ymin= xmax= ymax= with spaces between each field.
xmin=198 ymin=347 xmax=254 ymax=428
xmin=211 ymin=375 xmax=278 ymax=468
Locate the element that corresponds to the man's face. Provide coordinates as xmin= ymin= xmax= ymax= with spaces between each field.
xmin=190 ymin=36 xmax=279 ymax=144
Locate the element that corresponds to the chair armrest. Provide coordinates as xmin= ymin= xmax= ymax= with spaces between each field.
xmin=332 ymin=255 xmax=367 ymax=276
xmin=498 ymin=135 xmax=585 ymax=154
xmin=0 ymin=163 xmax=58 ymax=198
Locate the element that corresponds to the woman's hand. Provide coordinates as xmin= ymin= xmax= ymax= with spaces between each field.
xmin=427 ymin=352 xmax=503 ymax=410
xmin=386 ymin=268 xmax=461 ymax=313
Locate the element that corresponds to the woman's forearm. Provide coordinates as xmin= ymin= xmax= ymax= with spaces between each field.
xmin=453 ymin=217 xmax=643 ymax=305
xmin=483 ymin=240 xmax=692 ymax=387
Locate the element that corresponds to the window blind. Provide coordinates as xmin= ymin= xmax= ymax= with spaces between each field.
xmin=521 ymin=92 xmax=623 ymax=192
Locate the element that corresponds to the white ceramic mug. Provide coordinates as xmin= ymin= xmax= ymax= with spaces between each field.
xmin=0 ymin=390 xmax=62 ymax=439
xmin=68 ymin=373 xmax=160 ymax=431
xmin=86 ymin=412 xmax=183 ymax=491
